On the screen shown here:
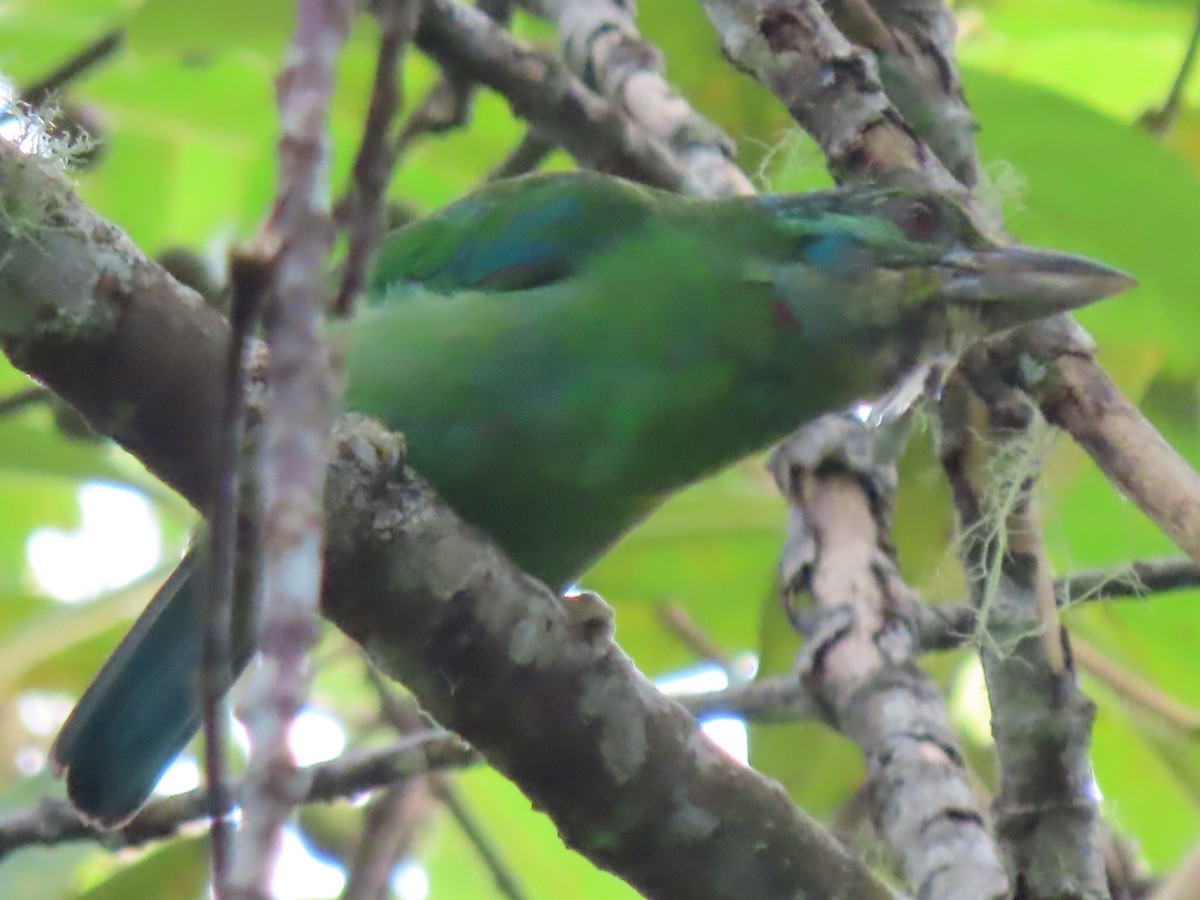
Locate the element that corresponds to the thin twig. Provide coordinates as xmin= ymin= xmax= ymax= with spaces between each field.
xmin=431 ymin=779 xmax=530 ymax=900
xmin=1142 ymin=0 xmax=1200 ymax=136
xmin=341 ymin=780 xmax=437 ymax=900
xmin=0 ymin=732 xmax=477 ymax=858
xmin=915 ymin=556 xmax=1200 ymax=651
xmin=230 ymin=0 xmax=354 ymax=894
xmin=0 ymin=386 xmax=52 ymax=417
xmin=21 ymin=29 xmax=124 ymax=107
xmin=969 ymin=328 xmax=1200 ymax=574
xmin=1058 ymin=556 xmax=1200 ymax=603
xmin=201 ymin=251 xmax=274 ymax=887
xmin=656 ymin=602 xmax=738 ymax=679
xmin=674 ymin=673 xmax=819 ymax=722
xmin=1073 ymin=637 xmax=1200 ymax=734
xmin=333 ymin=0 xmax=418 ymax=315
xmin=365 ymin=663 xmax=528 ymax=900
xmin=393 ymin=0 xmax=511 ymax=155
xmin=486 ymin=130 xmax=556 ymax=180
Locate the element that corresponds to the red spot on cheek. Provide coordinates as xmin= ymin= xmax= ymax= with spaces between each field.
xmin=772 ymin=298 xmax=802 ymax=332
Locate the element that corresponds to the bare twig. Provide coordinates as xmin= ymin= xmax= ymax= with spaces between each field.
xmin=341 ymin=780 xmax=437 ymax=900
xmin=1142 ymin=0 xmax=1200 ymax=136
xmin=394 ymin=75 xmax=473 ymax=151
xmin=915 ymin=555 xmax=1200 ymax=651
xmin=675 ymin=673 xmax=819 ymax=722
xmin=432 ymin=779 xmax=530 ymax=900
xmin=0 ymin=385 xmax=51 ymax=417
xmin=333 ymin=0 xmax=419 ymax=315
xmin=486 ymin=130 xmax=556 ymax=180
xmin=1073 ymin=637 xmax=1200 ymax=734
xmin=657 ymin=601 xmax=738 ymax=677
xmin=1058 ymin=556 xmax=1200 ymax=604
xmin=0 ymin=732 xmax=476 ymax=858
xmin=229 ymin=0 xmax=354 ymax=894
xmin=394 ymin=0 xmax=513 ymax=154
xmin=966 ymin=323 xmax=1200 ymax=572
xmin=20 ymin=29 xmax=124 ymax=107
xmin=201 ymin=250 xmax=275 ymax=884
xmin=366 ymin=666 xmax=527 ymax=900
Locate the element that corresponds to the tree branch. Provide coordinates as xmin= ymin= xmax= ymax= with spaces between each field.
xmin=697 ymin=0 xmax=960 ymax=191
xmin=937 ymin=375 xmax=1109 ymax=898
xmin=915 ymin=556 xmax=1200 ymax=652
xmin=414 ymin=0 xmax=689 ymax=190
xmin=226 ymin=1 xmax=355 ymax=893
xmin=0 ymin=732 xmax=476 ymax=858
xmin=769 ymin=414 xmax=1007 ymax=899
xmin=334 ymin=0 xmax=419 ymax=315
xmin=520 ymin=0 xmax=754 ymax=198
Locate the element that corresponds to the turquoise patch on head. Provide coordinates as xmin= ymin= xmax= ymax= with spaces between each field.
xmin=802 ymin=234 xmax=853 ymax=270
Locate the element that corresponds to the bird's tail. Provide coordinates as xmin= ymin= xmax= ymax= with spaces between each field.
xmin=50 ymin=547 xmax=253 ymax=826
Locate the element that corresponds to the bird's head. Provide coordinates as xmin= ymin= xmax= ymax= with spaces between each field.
xmin=756 ymin=186 xmax=1134 ymax=376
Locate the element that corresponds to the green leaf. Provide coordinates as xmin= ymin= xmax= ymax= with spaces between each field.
xmin=960 ymin=0 xmax=1199 ymax=121
xmin=422 ymin=768 xmax=639 ymax=899
xmin=76 ymin=834 xmax=209 ymax=900
xmin=127 ymin=0 xmax=293 ymax=57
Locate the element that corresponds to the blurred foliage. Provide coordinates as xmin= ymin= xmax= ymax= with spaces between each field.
xmin=1 ymin=0 xmax=1199 ymax=896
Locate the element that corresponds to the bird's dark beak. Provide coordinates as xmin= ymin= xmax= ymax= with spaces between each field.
xmin=936 ymin=245 xmax=1136 ymax=328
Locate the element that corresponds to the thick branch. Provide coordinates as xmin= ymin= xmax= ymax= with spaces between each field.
xmin=321 ymin=415 xmax=899 ymax=900
xmin=974 ymin=323 xmax=1200 ymax=571
xmin=521 ymin=0 xmax=754 ymax=198
xmin=415 ymin=0 xmax=689 ymax=190
xmin=698 ymin=0 xmax=959 ymax=190
xmin=823 ymin=0 xmax=978 ymax=185
xmin=769 ymin=415 xmax=1007 ymax=900
xmin=937 ymin=377 xmax=1108 ymax=899
xmin=0 ymin=147 xmax=231 ymax=503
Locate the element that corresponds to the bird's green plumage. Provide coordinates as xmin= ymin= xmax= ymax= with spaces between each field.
xmin=50 ymin=171 xmax=1131 ymax=825
xmin=347 ymin=174 xmax=967 ymax=584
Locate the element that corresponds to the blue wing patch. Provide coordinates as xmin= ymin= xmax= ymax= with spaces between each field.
xmin=370 ymin=172 xmax=658 ymax=297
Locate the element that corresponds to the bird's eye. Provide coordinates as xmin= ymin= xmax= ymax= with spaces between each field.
xmin=898 ymin=198 xmax=942 ymax=242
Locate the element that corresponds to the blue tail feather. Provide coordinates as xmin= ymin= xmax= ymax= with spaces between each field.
xmin=50 ymin=550 xmax=249 ymax=826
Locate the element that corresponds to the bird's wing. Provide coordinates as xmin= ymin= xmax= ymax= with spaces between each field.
xmin=369 ymin=172 xmax=659 ymax=297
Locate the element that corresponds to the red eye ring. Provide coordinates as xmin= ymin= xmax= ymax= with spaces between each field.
xmin=900 ymin=197 xmax=941 ymax=241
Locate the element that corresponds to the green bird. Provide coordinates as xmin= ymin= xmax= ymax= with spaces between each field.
xmin=50 ymin=172 xmax=1132 ymax=826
